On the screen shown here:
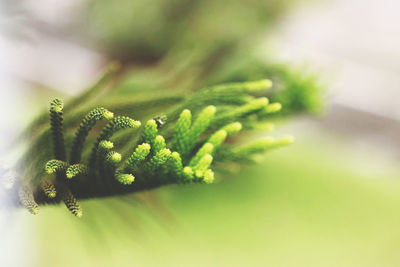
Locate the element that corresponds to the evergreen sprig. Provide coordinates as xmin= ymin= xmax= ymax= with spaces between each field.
xmin=9 ymin=67 xmax=304 ymax=217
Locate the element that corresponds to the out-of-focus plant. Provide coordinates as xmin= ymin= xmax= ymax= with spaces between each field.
xmin=83 ymin=0 xmax=295 ymax=61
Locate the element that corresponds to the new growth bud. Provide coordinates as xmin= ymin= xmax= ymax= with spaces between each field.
xmin=265 ymin=103 xmax=282 ymax=114
xmin=106 ymin=151 xmax=122 ymax=164
xmin=99 ymin=140 xmax=114 ymax=150
xmin=153 ymin=135 xmax=166 ymax=153
xmin=242 ymin=79 xmax=273 ymax=92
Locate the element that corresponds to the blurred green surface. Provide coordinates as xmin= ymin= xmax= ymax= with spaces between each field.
xmin=25 ymin=132 xmax=400 ymax=267
xmin=83 ymin=0 xmax=295 ymax=61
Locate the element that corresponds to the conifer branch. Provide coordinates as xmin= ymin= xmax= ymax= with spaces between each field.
xmin=15 ymin=77 xmax=302 ymax=216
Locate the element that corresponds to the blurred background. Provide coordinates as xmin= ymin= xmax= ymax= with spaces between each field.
xmin=1 ymin=0 xmax=400 ymax=266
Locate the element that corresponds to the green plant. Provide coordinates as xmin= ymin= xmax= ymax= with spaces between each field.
xmin=3 ymin=66 xmax=302 ymax=216
xmin=1 ymin=62 xmax=321 ymax=217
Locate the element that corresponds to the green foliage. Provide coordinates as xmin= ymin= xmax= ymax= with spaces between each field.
xmin=201 ymin=50 xmax=324 ymax=117
xmin=268 ymin=67 xmax=323 ymax=116
xmin=2 ymin=0 xmax=325 ymax=219
xmin=6 ymin=63 xmax=319 ymax=217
